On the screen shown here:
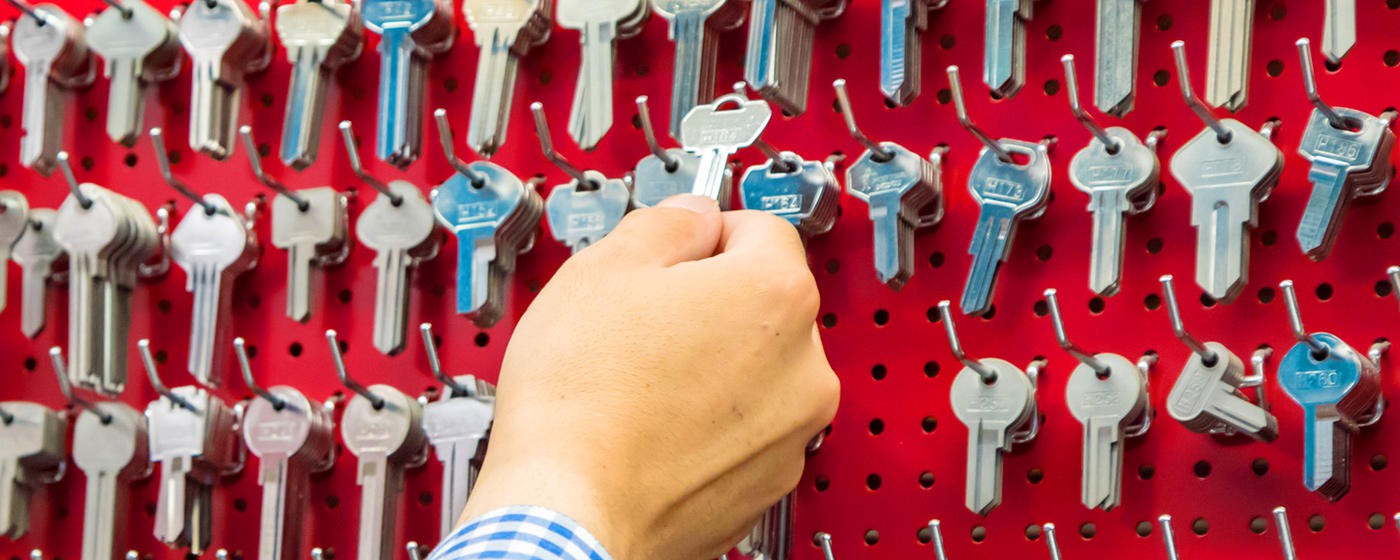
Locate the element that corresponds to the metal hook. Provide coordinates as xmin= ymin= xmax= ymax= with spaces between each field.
xmin=1160 ymin=275 xmax=1219 ymax=366
xmin=927 ymin=520 xmax=948 ymax=560
xmin=234 ymin=337 xmax=287 ymax=411
xmin=815 ymin=532 xmax=835 ymax=560
xmin=1393 ymin=512 xmax=1399 ymax=534
xmin=726 ymin=82 xmax=796 ymax=173
xmin=529 ymin=102 xmax=595 ymax=189
xmin=1296 ymin=38 xmax=1351 ymax=130
xmin=832 ymin=79 xmax=895 ymax=162
xmin=138 ymin=339 xmax=198 ymax=411
xmin=1043 ymin=523 xmax=1061 ymax=560
xmin=46 ymin=347 xmax=115 ymax=423
xmin=55 ymin=152 xmax=94 ymax=210
xmin=1279 ymin=280 xmax=1329 ymax=358
xmin=238 ymin=125 xmax=310 ymax=211
xmin=215 ymin=550 xmax=227 ymax=560
xmin=1247 ymin=346 xmax=1272 ymax=411
xmin=635 ymin=96 xmax=680 ymax=171
xmin=124 ymin=551 xmax=137 ymax=560
xmin=326 ymin=330 xmax=385 ymax=410
xmin=1388 ymin=266 xmax=1400 ymax=312
xmin=1060 ymin=55 xmax=1118 ymax=153
xmin=1043 ymin=289 xmax=1111 ymax=377
xmin=419 ymin=323 xmax=471 ymax=397
xmin=1170 ymin=41 xmax=1233 ymax=144
xmin=310 ymin=549 xmax=324 ymax=560
xmin=1159 ymin=515 xmax=1179 ymax=560
xmin=149 ymin=128 xmax=219 ymax=216
xmin=946 ymin=66 xmax=1014 ymax=163
xmin=339 ymin=121 xmax=403 ymax=206
xmin=1273 ymin=507 xmax=1297 ymax=560
xmin=937 ymin=300 xmax=998 ymax=383
xmin=432 ymin=108 xmax=488 ymax=187
xmin=405 ymin=542 xmax=424 ymax=560
xmin=7 ymin=0 xmax=51 ymax=25
xmin=102 ymin=0 xmax=133 ymax=18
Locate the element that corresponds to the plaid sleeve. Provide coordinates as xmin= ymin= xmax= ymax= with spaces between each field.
xmin=427 ymin=506 xmax=614 ymax=560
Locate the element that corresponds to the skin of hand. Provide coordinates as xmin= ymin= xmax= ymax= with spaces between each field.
xmin=459 ymin=194 xmax=841 ymax=559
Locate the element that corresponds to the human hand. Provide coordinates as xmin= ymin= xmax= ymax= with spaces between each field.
xmin=460 ymin=194 xmax=840 ymax=559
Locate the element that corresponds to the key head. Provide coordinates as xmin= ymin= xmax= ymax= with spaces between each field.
xmin=545 ymin=171 xmax=631 ymax=250
xmin=242 ymin=387 xmax=319 ymax=461
xmin=632 ymin=149 xmax=703 ymax=208
xmin=73 ymin=402 xmax=150 ymax=478
xmin=651 ymin=0 xmax=727 ymax=20
xmin=88 ymin=1 xmax=174 ymax=63
xmin=1298 ymin=107 xmax=1386 ymax=173
xmin=272 ymin=187 xmax=345 ymax=250
xmin=1165 ymin=342 xmax=1246 ymax=424
xmin=171 ymin=195 xmax=252 ymax=272
xmin=12 ymin=4 xmax=84 ymax=69
xmin=358 ymin=181 xmax=436 ymax=253
xmin=53 ymin=186 xmax=122 ymax=255
xmin=341 ymin=385 xmax=425 ymax=464
xmin=177 ymin=0 xmax=260 ymax=56
xmin=1064 ymin=353 xmax=1147 ymax=426
xmin=1278 ymin=333 xmax=1365 ymax=408
xmin=11 ymin=209 xmax=62 ymax=266
xmin=276 ymin=0 xmax=360 ymax=50
xmin=423 ymin=395 xmax=494 ymax=445
xmin=362 ymin=0 xmax=440 ymax=33
xmin=1170 ymin=119 xmax=1282 ymax=193
xmin=1068 ymin=127 xmax=1159 ymax=202
xmin=967 ymin=139 xmax=1051 ymax=216
xmin=0 ymin=192 xmax=31 ymax=247
xmin=846 ymin=142 xmax=929 ymax=204
xmin=431 ymin=162 xmax=526 ymax=233
xmin=949 ymin=358 xmax=1035 ymax=429
xmin=558 ymin=0 xmax=643 ymax=27
xmin=463 ymin=0 xmax=543 ymax=29
xmin=740 ymin=154 xmax=836 ymax=228
xmin=680 ymin=95 xmax=773 ymax=152
xmin=146 ymin=387 xmax=214 ymax=461
xmin=0 ymin=402 xmax=66 ymax=462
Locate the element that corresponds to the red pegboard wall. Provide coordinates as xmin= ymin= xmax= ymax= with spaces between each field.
xmin=3 ymin=0 xmax=1400 ymax=559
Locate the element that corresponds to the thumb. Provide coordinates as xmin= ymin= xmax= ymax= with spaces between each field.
xmin=587 ymin=194 xmax=723 ymax=267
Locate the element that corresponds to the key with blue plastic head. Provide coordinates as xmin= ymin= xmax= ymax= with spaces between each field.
xmin=960 ymin=140 xmax=1050 ymax=316
xmin=1276 ymin=280 xmax=1384 ymax=501
xmin=362 ymin=0 xmax=455 ymax=167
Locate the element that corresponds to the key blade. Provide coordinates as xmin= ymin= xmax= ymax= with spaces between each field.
xmin=1093 ymin=0 xmax=1139 ymax=116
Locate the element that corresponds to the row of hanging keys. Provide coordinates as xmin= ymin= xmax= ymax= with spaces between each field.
xmin=0 ymin=325 xmax=496 ymax=560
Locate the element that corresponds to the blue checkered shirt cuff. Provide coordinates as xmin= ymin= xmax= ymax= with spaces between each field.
xmin=427 ymin=506 xmax=614 ymax=560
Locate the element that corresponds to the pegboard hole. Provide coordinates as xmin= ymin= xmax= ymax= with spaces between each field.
xmin=923 ymin=361 xmax=940 ymax=378
xmin=917 ymin=526 xmax=933 ymax=544
xmin=925 ymin=306 xmax=942 ymax=323
xmin=23 ymin=357 xmax=36 ymax=371
xmin=1266 ymin=60 xmax=1284 ymax=77
xmin=821 ymin=313 xmax=838 ymax=329
xmin=939 ymin=34 xmax=955 ymax=50
xmin=1043 ymin=79 xmax=1060 ymax=96
xmin=474 ymin=333 xmax=490 ymax=347
xmin=84 ymin=107 xmax=99 ymax=123
xmin=1193 ymin=460 xmax=1212 ymax=478
xmin=1324 ymin=58 xmax=1342 ymax=73
xmin=337 ymin=289 xmax=352 ymax=304
xmin=443 ymin=77 xmax=458 ymax=93
xmin=873 ymin=309 xmax=890 ymax=326
xmin=1045 ymin=24 xmax=1062 ymax=41
xmin=1079 ymin=523 xmax=1096 ymax=540
xmin=1033 ymin=299 xmax=1049 ymax=317
xmin=233 ymin=498 xmax=247 ymax=512
xmin=123 ymin=153 xmax=138 ymax=167
xmin=1369 ymin=513 xmax=1387 ymax=530
xmin=1380 ymin=222 xmax=1396 ymax=239
xmin=1135 ymin=521 xmax=1153 ymax=537
xmin=1155 ymin=14 xmax=1172 ymax=30
xmin=866 ymin=473 xmax=883 ymax=490
xmin=539 ymin=69 xmax=553 ymax=85
xmin=835 ymin=44 xmax=851 ymax=59
xmin=260 ymin=93 xmax=274 ymax=108
xmin=1192 ymin=518 xmax=1210 ymax=535
xmin=1144 ymin=293 xmax=1161 ymax=311
xmin=1026 ymin=468 xmax=1043 ymax=485
xmin=928 ymin=251 xmax=945 ymax=269
xmin=871 ymin=364 xmax=887 ymax=381
xmin=1309 ymin=515 xmax=1326 ymax=532
xmin=1376 ymin=279 xmax=1393 ymax=298
xmin=970 ymin=526 xmax=987 ymax=543
xmin=921 ymin=416 xmax=938 ymax=433
xmin=1088 ymin=297 xmax=1105 ymax=315
xmin=1152 ymin=70 xmax=1170 ymax=87
xmin=418 ymin=491 xmax=433 ymax=505
xmin=1200 ymin=293 xmax=1217 ymax=308
xmin=1386 ymin=50 xmax=1400 ymax=67
xmin=154 ymin=350 xmax=168 ymax=365
xmin=918 ymin=471 xmax=935 ymax=488
xmin=1137 ymin=463 xmax=1155 ymax=480
xmin=1258 ymin=287 xmax=1276 ymax=304
xmin=1025 ymin=524 xmax=1042 ymax=541
xmin=868 ymin=418 xmax=885 ymax=435
xmin=863 ymin=530 xmax=879 ymax=546
xmin=289 ymin=342 xmax=304 ymax=357
xmin=1261 ymin=230 xmax=1278 ymax=246
xmin=1146 ymin=237 xmax=1164 ymax=254
xmin=1251 ymin=458 xmax=1270 ymax=476
xmin=1390 ymin=0 xmax=1400 ymax=9
xmin=1035 ymin=245 xmax=1053 ymax=261
xmin=935 ymin=88 xmax=952 ymax=105
xmin=1371 ymin=454 xmax=1388 ymax=471
xmin=324 ymin=495 xmax=339 ymax=510
xmin=1315 ymin=283 xmax=1334 ymax=301
xmin=815 ymin=476 xmax=830 ymax=492
xmin=825 ymin=259 xmax=840 ymax=274
xmin=1250 ymin=516 xmax=1269 ymax=534
xmin=157 ymin=299 xmax=172 ymax=315
xmin=981 ymin=305 xmax=996 ymax=320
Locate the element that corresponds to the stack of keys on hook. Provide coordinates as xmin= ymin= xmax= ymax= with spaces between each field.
xmin=11 ymin=208 xmax=62 ymax=339
xmin=422 ymin=372 xmax=496 ymax=542
xmin=337 ymin=370 xmax=429 ymax=560
xmin=879 ymin=0 xmax=947 ymax=106
xmin=240 ymin=379 xmax=335 ymax=560
xmin=171 ymin=196 xmax=258 ymax=387
xmin=1295 ymin=108 xmax=1395 ymax=262
xmin=0 ymin=191 xmax=29 ymax=315
xmin=87 ymin=0 xmax=183 ymax=147
xmin=1065 ymin=352 xmax=1150 ymax=511
xmin=654 ymin=0 xmax=747 ymax=139
xmin=545 ymin=172 xmax=632 ymax=254
xmin=744 ymin=0 xmax=845 ymax=115
xmin=178 ymin=0 xmax=272 ymax=160
xmin=557 ymin=0 xmax=649 ymax=149
xmin=740 ymin=152 xmax=840 ymax=237
xmin=983 ymin=0 xmax=1034 ymax=98
xmin=463 ymin=0 xmax=553 ymax=156
xmin=0 ymin=402 xmax=67 ymax=539
xmin=358 ymin=182 xmax=440 ymax=355
xmin=1068 ymin=128 xmax=1159 ymax=297
xmin=680 ymin=92 xmax=774 ymax=202
xmin=146 ymin=384 xmax=245 ymax=552
xmin=54 ymin=183 xmax=161 ymax=395
xmin=432 ymin=165 xmax=543 ymax=328
xmin=847 ymin=144 xmax=943 ymax=290
xmin=960 ymin=141 xmax=1051 ymax=315
xmin=11 ymin=3 xmax=95 ymax=175
xmin=73 ymin=401 xmax=151 ymax=560
xmin=271 ymin=188 xmax=351 ymax=323
xmin=362 ymin=0 xmax=455 ymax=167
xmin=276 ymin=0 xmax=364 ymax=170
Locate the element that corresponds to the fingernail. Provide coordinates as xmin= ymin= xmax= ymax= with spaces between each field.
xmin=657 ymin=194 xmax=719 ymax=214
